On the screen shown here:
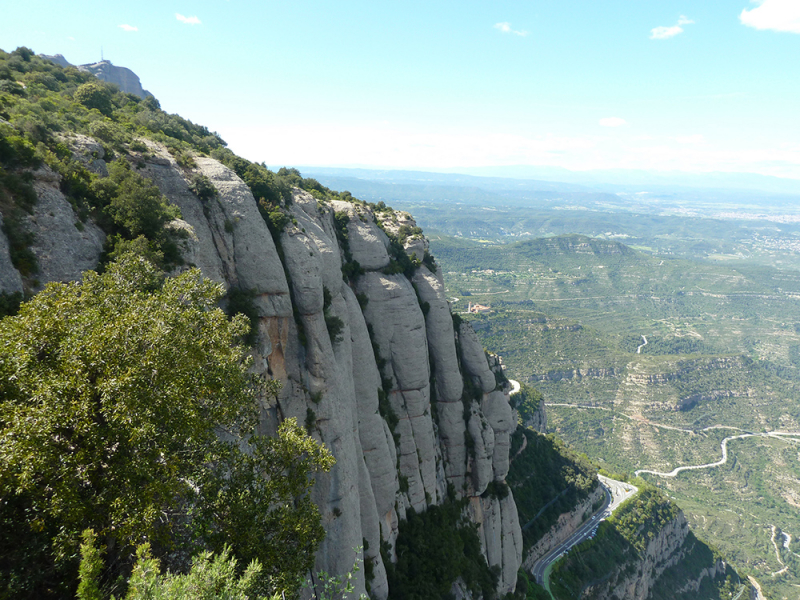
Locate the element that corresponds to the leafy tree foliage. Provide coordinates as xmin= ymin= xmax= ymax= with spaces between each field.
xmin=507 ymin=428 xmax=598 ymax=551
xmin=0 ymin=256 xmax=334 ymax=598
xmin=384 ymin=494 xmax=497 ymax=600
xmin=103 ymin=160 xmax=180 ymax=239
xmin=79 ymin=532 xmax=293 ymax=600
xmin=511 ymin=383 xmax=543 ymax=424
xmin=74 ymin=82 xmax=113 ymax=116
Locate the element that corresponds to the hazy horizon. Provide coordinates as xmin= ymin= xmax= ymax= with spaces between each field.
xmin=4 ymin=1 xmax=799 ymax=180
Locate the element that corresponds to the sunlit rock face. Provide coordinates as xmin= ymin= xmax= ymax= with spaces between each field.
xmin=2 ymin=142 xmax=523 ymax=599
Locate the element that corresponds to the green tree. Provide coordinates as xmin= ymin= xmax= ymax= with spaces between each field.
xmin=0 ymin=256 xmax=334 ymax=598
xmin=73 ymin=81 xmax=114 ymax=116
xmin=104 ymin=160 xmax=181 ymax=240
xmin=122 ymin=543 xmax=266 ymax=600
xmin=514 ymin=383 xmax=544 ymax=425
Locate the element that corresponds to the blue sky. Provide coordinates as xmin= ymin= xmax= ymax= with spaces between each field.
xmin=2 ymin=1 xmax=800 ymax=178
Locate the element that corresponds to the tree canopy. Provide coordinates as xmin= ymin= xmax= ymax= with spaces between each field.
xmin=0 ymin=256 xmax=334 ymax=598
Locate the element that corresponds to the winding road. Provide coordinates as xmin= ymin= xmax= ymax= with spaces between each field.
xmin=540 ymin=403 xmax=787 ymax=597
xmin=635 ymin=430 xmax=800 ymax=478
xmin=530 ymin=475 xmax=638 ymax=586
xmin=547 ymin=402 xmax=800 ymax=479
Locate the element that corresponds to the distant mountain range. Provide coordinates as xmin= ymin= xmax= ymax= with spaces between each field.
xmin=302 ymin=164 xmax=800 ymax=197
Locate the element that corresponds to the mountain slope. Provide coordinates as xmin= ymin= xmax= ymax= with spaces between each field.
xmin=0 ymin=47 xmax=742 ymax=600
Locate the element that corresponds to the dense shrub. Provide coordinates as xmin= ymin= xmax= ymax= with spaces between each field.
xmin=74 ymin=82 xmax=114 ymax=116
xmin=384 ymin=496 xmax=497 ymax=600
xmin=225 ymin=287 xmax=259 ymax=347
xmin=0 ymin=257 xmax=334 ymax=598
xmin=188 ymin=173 xmax=217 ymax=202
xmin=507 ymin=429 xmax=598 ymax=551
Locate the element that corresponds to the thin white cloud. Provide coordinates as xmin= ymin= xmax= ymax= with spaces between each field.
xmin=650 ymin=25 xmax=683 ymax=39
xmin=494 ymin=22 xmax=528 ymax=37
xmin=599 ymin=117 xmax=627 ymax=127
xmin=650 ymin=15 xmax=694 ymax=39
xmin=118 ymin=24 xmax=138 ymax=32
xmin=740 ymin=0 xmax=800 ymax=34
xmin=176 ymin=13 xmax=202 ymax=25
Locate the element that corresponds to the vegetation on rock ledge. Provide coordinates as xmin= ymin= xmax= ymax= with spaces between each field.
xmin=0 ymin=255 xmax=334 ymax=599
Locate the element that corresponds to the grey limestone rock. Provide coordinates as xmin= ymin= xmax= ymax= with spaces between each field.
xmin=404 ymin=237 xmax=426 ymax=263
xmin=194 ymin=157 xmax=292 ymax=317
xmin=470 ymin=492 xmax=523 ymax=595
xmin=482 ymin=389 xmax=515 ymax=481
xmin=79 ymin=60 xmax=151 ymax=99
xmin=289 ymin=191 xmax=343 ymax=293
xmin=26 ymin=173 xmax=105 ymax=289
xmin=138 ymin=144 xmax=228 ymax=285
xmin=412 ymin=266 xmax=463 ymax=402
xmin=274 ymin=247 xmax=368 ymax=599
xmin=331 ymin=201 xmax=390 ymax=270
xmin=0 ymin=215 xmax=23 ymax=294
xmin=62 ymin=133 xmax=108 ymax=176
xmin=346 ymin=286 xmax=400 ymax=520
xmin=357 ymin=271 xmax=439 ymax=510
xmin=357 ymin=454 xmax=389 ymax=600
xmin=411 ymin=266 xmax=469 ymax=488
xmin=458 ymin=323 xmax=497 ymax=393
xmin=435 ymin=401 xmax=469 ymax=490
xmin=280 ymin=228 xmax=324 ymax=316
xmin=358 ymin=272 xmax=429 ymax=391
xmin=467 ymin=403 xmax=495 ymax=495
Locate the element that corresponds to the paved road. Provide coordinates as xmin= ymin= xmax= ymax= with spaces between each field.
xmin=508 ymin=379 xmax=521 ymax=395
xmin=635 ymin=430 xmax=800 ymax=478
xmin=530 ymin=475 xmax=638 ymax=585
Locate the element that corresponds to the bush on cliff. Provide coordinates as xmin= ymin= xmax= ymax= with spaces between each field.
xmin=0 ymin=255 xmax=334 ymax=598
xmin=384 ymin=494 xmax=497 ymax=600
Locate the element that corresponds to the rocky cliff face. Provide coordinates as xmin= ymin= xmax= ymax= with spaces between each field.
xmin=578 ymin=511 xmax=731 ymax=600
xmin=521 ymin=486 xmax=603 ymax=572
xmin=0 ymin=136 xmax=522 ymax=598
xmin=42 ymin=55 xmax=152 ymax=99
xmin=585 ymin=513 xmax=690 ymax=600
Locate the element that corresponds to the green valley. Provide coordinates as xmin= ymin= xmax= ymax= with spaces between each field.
xmin=423 ymin=231 xmax=800 ymax=599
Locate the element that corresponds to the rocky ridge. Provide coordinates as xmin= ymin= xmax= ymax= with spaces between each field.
xmin=0 ymin=136 xmax=522 ymax=598
xmin=42 ymin=54 xmax=152 ymax=99
xmin=578 ymin=512 xmax=729 ymax=600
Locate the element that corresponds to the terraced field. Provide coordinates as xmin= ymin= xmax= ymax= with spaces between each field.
xmin=432 ymin=233 xmax=800 ymax=599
